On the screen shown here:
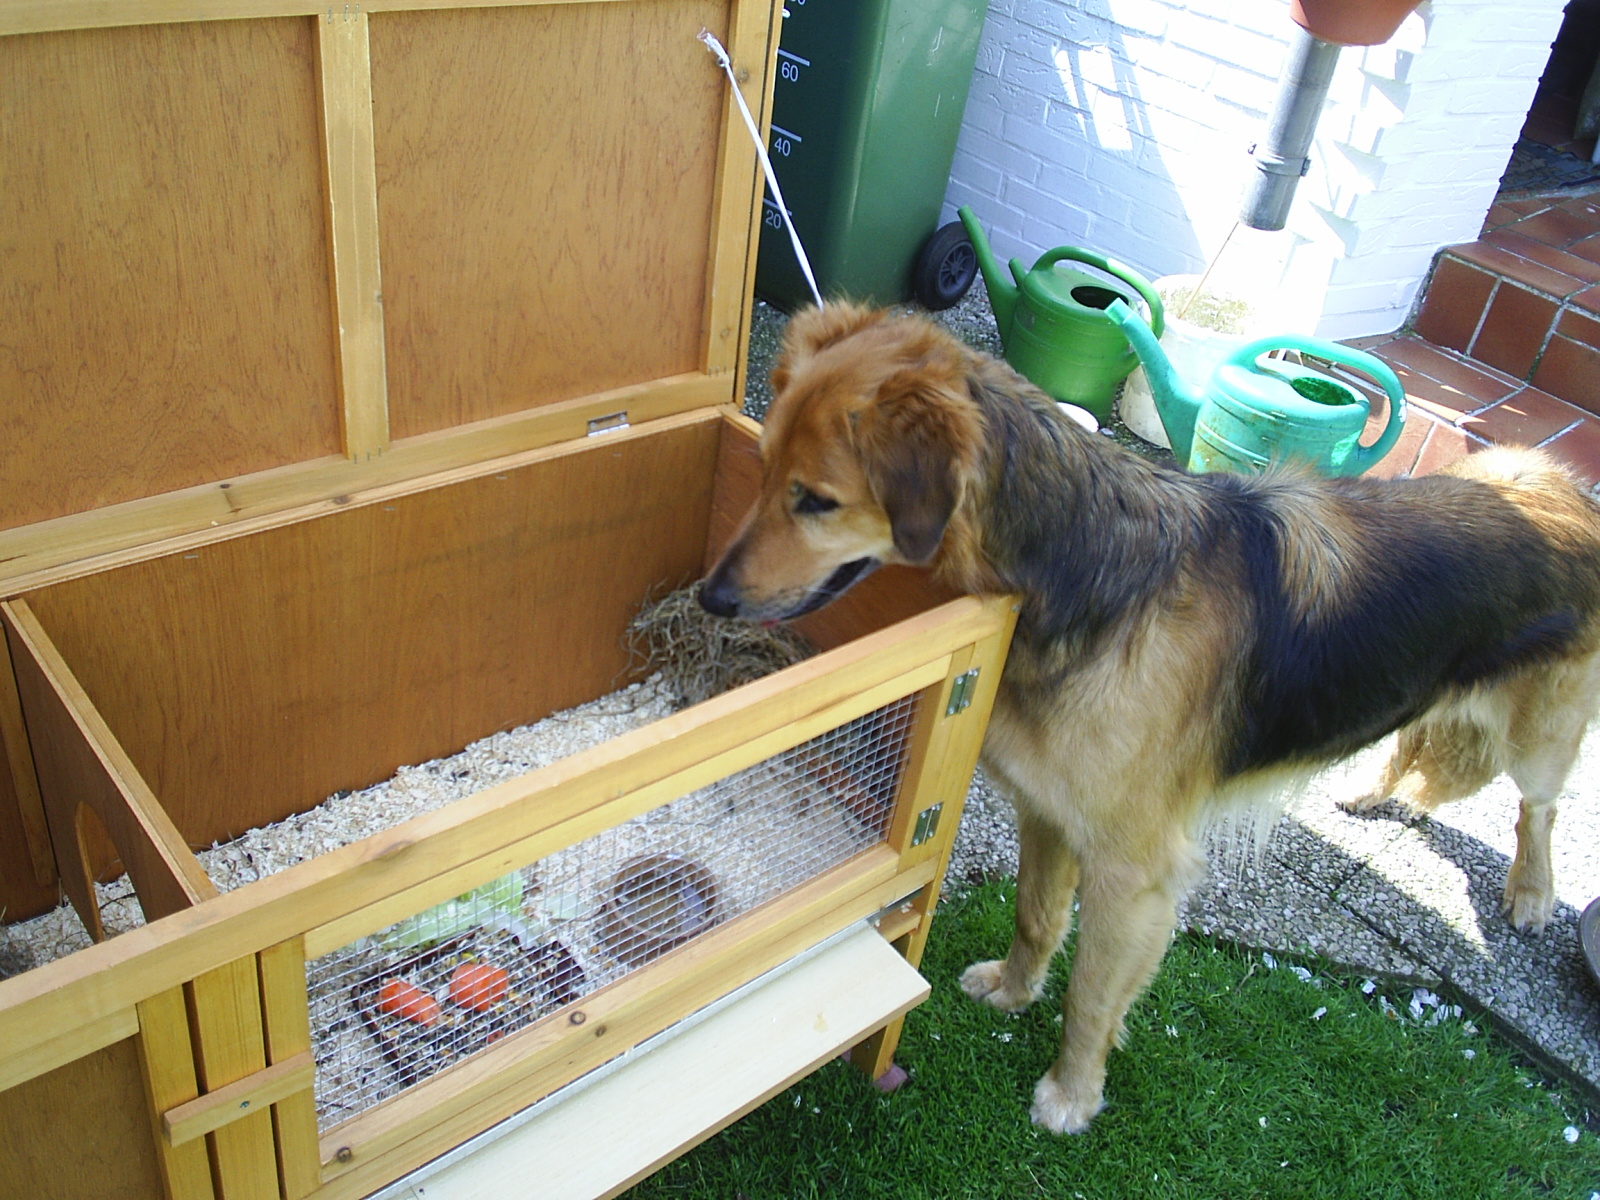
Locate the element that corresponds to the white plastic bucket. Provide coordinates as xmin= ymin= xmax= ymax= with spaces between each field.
xmin=1119 ymin=275 xmax=1271 ymax=449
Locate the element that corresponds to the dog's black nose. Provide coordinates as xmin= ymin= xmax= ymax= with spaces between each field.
xmin=698 ymin=575 xmax=740 ymax=618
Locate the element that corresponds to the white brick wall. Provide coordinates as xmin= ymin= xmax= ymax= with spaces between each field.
xmin=943 ymin=0 xmax=1566 ymax=339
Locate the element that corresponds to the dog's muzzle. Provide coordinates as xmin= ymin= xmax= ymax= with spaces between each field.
xmin=697 ymin=557 xmax=879 ymax=622
xmin=783 ymin=557 xmax=879 ymax=618
xmin=697 ymin=570 xmax=742 ymax=618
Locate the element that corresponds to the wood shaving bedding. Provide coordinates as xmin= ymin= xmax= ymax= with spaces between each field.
xmin=0 ymin=676 xmax=676 ymax=977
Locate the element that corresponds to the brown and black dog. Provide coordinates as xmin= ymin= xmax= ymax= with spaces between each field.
xmin=699 ymin=302 xmax=1600 ymax=1134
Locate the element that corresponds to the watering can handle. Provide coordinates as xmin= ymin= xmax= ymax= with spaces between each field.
xmin=1031 ymin=246 xmax=1165 ymax=338
xmin=1227 ymin=335 xmax=1407 ymax=476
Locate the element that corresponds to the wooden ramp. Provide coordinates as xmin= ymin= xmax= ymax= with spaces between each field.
xmin=370 ymin=923 xmax=930 ymax=1200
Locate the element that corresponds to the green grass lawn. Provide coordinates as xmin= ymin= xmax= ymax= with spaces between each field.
xmin=626 ymin=878 xmax=1600 ymax=1200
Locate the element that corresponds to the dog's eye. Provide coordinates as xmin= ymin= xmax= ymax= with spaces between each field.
xmin=792 ymin=485 xmax=839 ymax=515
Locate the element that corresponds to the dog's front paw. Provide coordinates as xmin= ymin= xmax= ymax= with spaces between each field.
xmin=1336 ymin=788 xmax=1388 ymax=815
xmin=1501 ymin=875 xmax=1554 ymax=935
xmin=958 ymin=959 xmax=1039 ymax=1012
xmin=1029 ymin=1075 xmax=1102 ymax=1135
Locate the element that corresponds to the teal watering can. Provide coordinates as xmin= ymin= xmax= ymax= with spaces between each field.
xmin=1105 ymin=298 xmax=1406 ymax=477
xmin=958 ymin=205 xmax=1162 ymax=424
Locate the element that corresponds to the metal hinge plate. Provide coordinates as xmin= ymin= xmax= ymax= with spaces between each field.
xmin=945 ymin=668 xmax=980 ymax=716
xmin=586 ymin=411 xmax=629 ymax=437
xmin=911 ymin=803 xmax=943 ymax=847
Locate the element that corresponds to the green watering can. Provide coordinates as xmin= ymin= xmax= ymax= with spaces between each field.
xmin=1105 ymin=298 xmax=1406 ymax=477
xmin=958 ymin=205 xmax=1162 ymax=424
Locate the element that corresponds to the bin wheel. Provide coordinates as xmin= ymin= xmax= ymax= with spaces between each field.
xmin=913 ymin=221 xmax=978 ymax=311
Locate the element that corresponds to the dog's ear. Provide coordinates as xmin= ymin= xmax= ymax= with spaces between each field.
xmin=853 ymin=366 xmax=978 ymax=565
xmin=771 ymin=303 xmax=884 ymax=396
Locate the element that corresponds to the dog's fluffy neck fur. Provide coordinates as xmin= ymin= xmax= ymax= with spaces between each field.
xmin=942 ymin=362 xmax=1200 ymax=669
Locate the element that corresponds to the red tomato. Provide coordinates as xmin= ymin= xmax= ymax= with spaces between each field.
xmin=449 ymin=962 xmax=510 ymax=1012
xmin=376 ymin=978 xmax=440 ymax=1027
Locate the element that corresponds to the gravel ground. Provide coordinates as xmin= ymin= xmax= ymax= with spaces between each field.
xmin=747 ymin=277 xmax=1600 ymax=1104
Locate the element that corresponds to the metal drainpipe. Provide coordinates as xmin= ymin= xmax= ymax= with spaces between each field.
xmin=1239 ymin=27 xmax=1344 ymax=231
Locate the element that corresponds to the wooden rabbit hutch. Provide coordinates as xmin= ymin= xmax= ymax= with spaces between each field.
xmin=0 ymin=0 xmax=1017 ymax=1197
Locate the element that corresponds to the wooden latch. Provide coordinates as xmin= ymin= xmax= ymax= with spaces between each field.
xmin=161 ymin=1050 xmax=315 ymax=1147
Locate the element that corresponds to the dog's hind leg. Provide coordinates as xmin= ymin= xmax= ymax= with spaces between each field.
xmin=1029 ymin=850 xmax=1198 ymax=1135
xmin=1341 ymin=716 xmax=1499 ymax=816
xmin=960 ymin=810 xmax=1079 ymax=1013
xmin=1339 ymin=726 xmax=1424 ymax=814
xmin=1501 ymin=654 xmax=1600 ymax=933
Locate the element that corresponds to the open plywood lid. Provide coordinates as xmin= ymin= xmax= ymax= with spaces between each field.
xmin=0 ymin=0 xmax=778 ymax=593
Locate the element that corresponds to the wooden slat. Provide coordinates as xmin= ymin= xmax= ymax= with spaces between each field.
xmin=304 ymin=654 xmax=949 ymax=956
xmin=0 ymin=378 xmax=728 ymax=595
xmin=258 ymin=938 xmax=321 ymax=1200
xmin=0 ymin=594 xmax=1009 ymax=1089
xmin=701 ymin=0 xmax=782 ymax=378
xmin=163 ymin=1051 xmax=316 ymax=1148
xmin=368 ymin=0 xmax=726 ymax=440
xmin=728 ymin=0 xmax=782 ymax=401
xmin=896 ymin=616 xmax=1014 ymax=878
xmin=0 ymin=18 xmax=342 ymax=532
xmin=874 ymin=897 xmax=924 ymax=945
xmin=0 ymin=620 xmax=54 ymax=888
xmin=853 ymin=613 xmax=1016 ymax=1080
xmin=395 ymin=924 xmax=927 ymax=1200
xmin=882 ymin=647 xmax=979 ymax=859
xmin=850 ymin=655 xmax=970 ymax=1081
xmin=137 ymin=986 xmax=219 ymax=1200
xmin=312 ymin=850 xmax=938 ymax=1200
xmin=0 ymin=0 xmax=641 ymax=38
xmin=1 ymin=599 xmax=215 ymax=937
xmin=189 ymin=958 xmax=281 ymax=1200
xmin=318 ymin=7 xmax=390 ymax=461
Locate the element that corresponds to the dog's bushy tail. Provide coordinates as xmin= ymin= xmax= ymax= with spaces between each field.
xmin=1200 ymin=767 xmax=1317 ymax=881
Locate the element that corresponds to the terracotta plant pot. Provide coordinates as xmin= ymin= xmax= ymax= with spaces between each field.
xmin=1290 ymin=0 xmax=1421 ymax=46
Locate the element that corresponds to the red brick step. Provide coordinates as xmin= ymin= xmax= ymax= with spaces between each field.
xmin=1327 ymin=333 xmax=1600 ymax=489
xmin=1411 ymin=192 xmax=1600 ymax=414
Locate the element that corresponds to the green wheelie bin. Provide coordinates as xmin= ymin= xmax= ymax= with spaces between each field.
xmin=755 ymin=0 xmax=990 ymax=312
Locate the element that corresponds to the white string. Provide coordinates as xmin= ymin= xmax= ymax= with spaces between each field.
xmin=699 ymin=29 xmax=824 ymax=310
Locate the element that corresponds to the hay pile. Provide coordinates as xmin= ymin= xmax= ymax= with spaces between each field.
xmin=625 ymin=585 xmax=816 ymax=708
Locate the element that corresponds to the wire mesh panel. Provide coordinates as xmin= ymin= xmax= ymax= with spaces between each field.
xmin=306 ymin=693 xmax=921 ymax=1130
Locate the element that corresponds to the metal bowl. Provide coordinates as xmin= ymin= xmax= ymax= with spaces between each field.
xmin=597 ymin=853 xmax=719 ymax=967
xmin=1581 ymin=895 xmax=1600 ymax=994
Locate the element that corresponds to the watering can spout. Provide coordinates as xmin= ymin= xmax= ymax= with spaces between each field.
xmin=957 ymin=205 xmax=1018 ymax=343
xmin=1105 ymin=298 xmax=1200 ymax=466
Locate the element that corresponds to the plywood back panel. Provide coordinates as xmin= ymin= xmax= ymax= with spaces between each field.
xmin=0 ymin=633 xmax=57 ymax=924
xmin=370 ymin=0 xmax=728 ymax=439
xmin=0 ymin=18 xmax=342 ymax=532
xmin=0 ymin=738 xmax=57 ymax=925
xmin=0 ymin=1036 xmax=166 ymax=1200
xmin=21 ymin=418 xmax=723 ymax=850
